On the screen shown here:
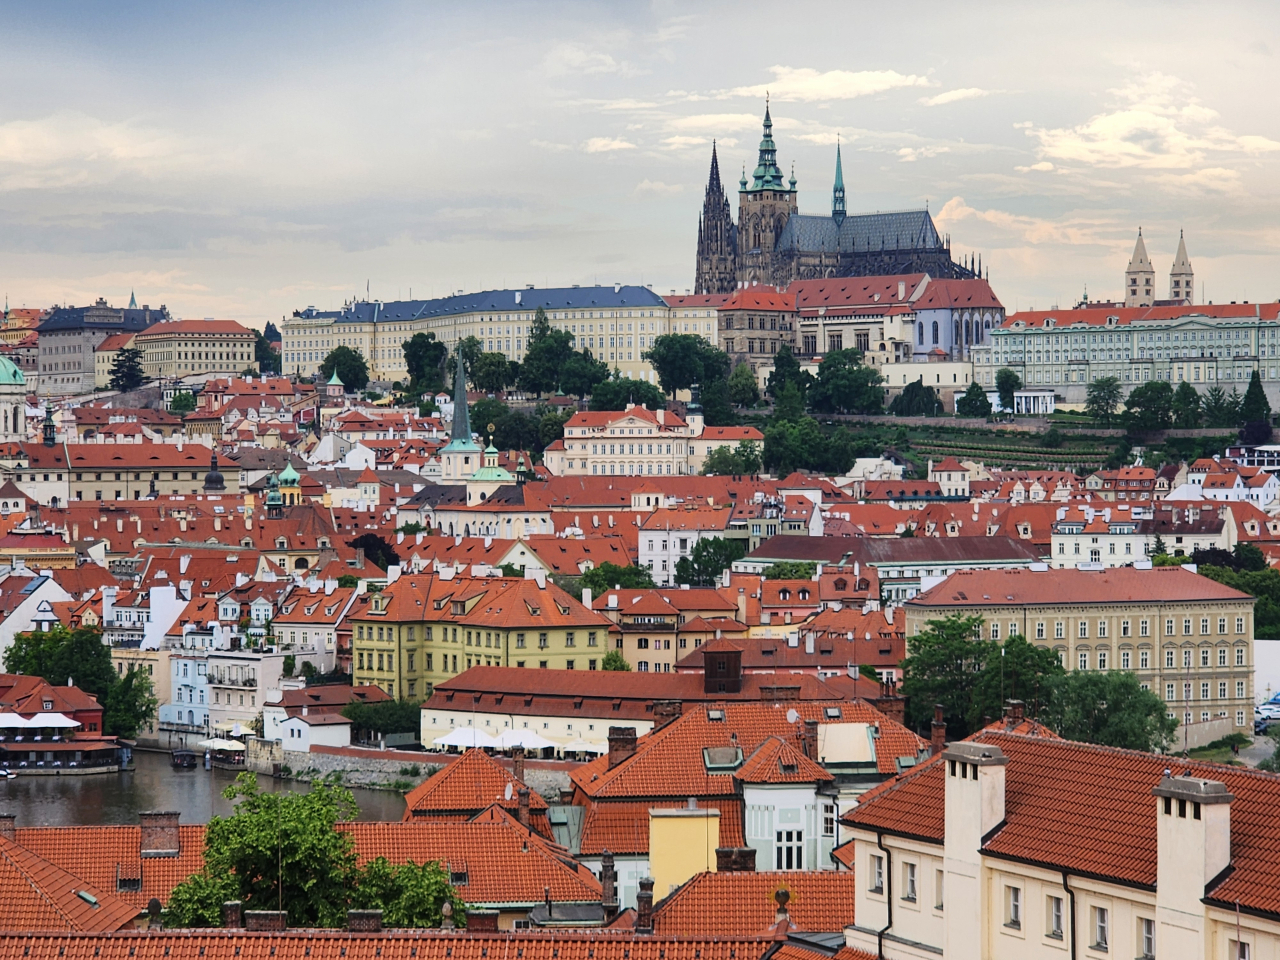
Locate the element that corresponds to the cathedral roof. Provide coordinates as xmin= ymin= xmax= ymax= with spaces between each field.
xmin=1127 ymin=229 xmax=1153 ymax=271
xmin=775 ymin=208 xmax=942 ymax=255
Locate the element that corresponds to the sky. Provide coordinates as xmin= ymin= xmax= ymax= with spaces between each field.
xmin=3 ymin=1 xmax=1280 ymax=327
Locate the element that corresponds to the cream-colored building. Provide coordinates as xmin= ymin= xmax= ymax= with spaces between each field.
xmin=133 ymin=319 xmax=257 ymax=381
xmin=906 ymin=566 xmax=1255 ymax=729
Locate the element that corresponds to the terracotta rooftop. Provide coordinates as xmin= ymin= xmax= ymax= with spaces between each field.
xmin=910 ymin=565 xmax=1252 ymax=607
xmin=651 ymin=870 xmax=857 ymax=935
xmin=0 ymin=834 xmax=140 ymax=932
xmin=402 ymin=748 xmax=549 ymax=822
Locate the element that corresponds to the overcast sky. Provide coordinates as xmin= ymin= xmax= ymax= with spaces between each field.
xmin=4 ymin=1 xmax=1280 ymax=326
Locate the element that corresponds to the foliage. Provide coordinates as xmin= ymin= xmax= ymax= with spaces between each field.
xmin=282 ymin=655 xmax=296 ymax=678
xmin=765 ymin=345 xmax=807 ymax=399
xmin=346 ymin=533 xmax=401 ymax=571
xmin=336 ymin=574 xmax=360 ymax=589
xmin=809 ymin=350 xmax=884 ymax=415
xmin=762 ymin=417 xmax=860 ymax=477
xmin=1197 ymin=564 xmax=1280 ymax=639
xmin=967 ymin=634 xmax=1065 ymax=731
xmin=320 ymin=347 xmax=369 ymax=392
xmin=699 ymin=376 xmax=736 ymax=427
xmin=580 ymin=562 xmax=655 ymax=596
xmin=7 ymin=624 xmax=117 ymax=707
xmin=254 ymin=330 xmax=282 ymax=375
xmin=1041 ymin=671 xmax=1179 ymax=753
xmin=1124 ymin=379 xmax=1173 ymax=430
xmin=887 ymin=378 xmax=941 ymax=417
xmin=995 ymin=368 xmax=1021 ymax=414
xmin=601 ymin=650 xmax=632 ymax=671
xmin=396 ymin=521 xmax=425 ymax=535
xmin=109 ymin=347 xmax=147 ymax=392
xmin=1201 ymin=386 xmax=1242 ymax=429
xmin=342 ymin=699 xmax=422 ymax=735
xmin=763 ymin=561 xmax=817 ymax=580
xmin=900 ymin=615 xmax=990 ymax=736
xmin=1172 ymin=380 xmax=1202 ymax=428
xmin=1085 ymin=376 xmax=1123 ymax=424
xmin=352 ymin=858 xmax=467 ymax=928
xmin=560 ymin=350 xmax=610 ymax=399
xmin=642 ymin=334 xmax=730 ymax=396
xmin=519 ymin=308 xmax=574 ymax=395
xmin=1042 ymin=427 xmax=1063 ymax=449
xmin=674 ymin=536 xmax=745 ymax=587
xmin=588 ymin=377 xmax=666 ymax=411
xmin=955 ymin=381 xmax=992 ymax=418
xmin=450 ymin=336 xmax=484 ymax=382
xmin=701 ymin=442 xmax=762 ymax=476
xmin=772 ymin=381 xmax=807 ymax=422
xmin=728 ymin=363 xmax=760 ymax=408
xmin=163 ymin=871 xmax=238 ymax=927
xmin=1241 ymin=370 xmax=1272 ymax=425
xmin=1190 ymin=543 xmax=1267 ymax=573
xmin=1241 ymin=419 xmax=1274 ymax=446
xmin=471 ymin=352 xmax=512 ymax=394
xmin=169 ymin=391 xmax=197 ymax=414
xmin=103 ymin=666 xmax=159 ymax=740
xmin=538 ymin=409 xmax=571 ymax=450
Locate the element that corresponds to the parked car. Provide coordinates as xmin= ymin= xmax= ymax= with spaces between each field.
xmin=1256 ymin=703 xmax=1280 ymax=720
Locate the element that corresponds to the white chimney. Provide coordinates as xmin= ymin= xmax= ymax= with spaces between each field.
xmin=608 ymin=593 xmax=618 ymax=609
xmin=582 ymin=587 xmax=593 ymax=608
xmin=898 ymin=281 xmax=906 ymax=301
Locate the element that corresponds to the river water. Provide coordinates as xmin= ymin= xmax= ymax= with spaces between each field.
xmin=0 ymin=749 xmax=406 ymax=826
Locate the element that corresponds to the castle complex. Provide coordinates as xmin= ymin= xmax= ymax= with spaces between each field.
xmin=694 ymin=104 xmax=980 ymax=294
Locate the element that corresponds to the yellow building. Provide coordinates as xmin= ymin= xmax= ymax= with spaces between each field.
xmin=93 ymin=333 xmax=137 ymax=389
xmin=905 ymin=565 xmax=1255 ymax=729
xmin=133 ymin=319 xmax=257 ymax=381
xmin=351 ymin=571 xmax=614 ymax=700
xmin=0 ymin=531 xmax=78 ymax=569
xmin=648 ymin=806 xmax=720 ymax=899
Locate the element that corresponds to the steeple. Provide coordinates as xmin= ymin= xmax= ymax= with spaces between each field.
xmin=450 ymin=352 xmax=471 ymax=443
xmin=1125 ymin=227 xmax=1155 ymax=307
xmin=128 ymin=290 xmax=137 ymax=310
xmin=203 ymin=450 xmax=225 ymax=492
xmin=831 ymin=139 xmax=846 ymax=227
xmin=41 ymin=405 xmax=54 ymax=447
xmin=694 ymin=141 xmax=738 ymax=295
xmin=748 ymin=99 xmax=788 ymax=192
xmin=1170 ymin=229 xmax=1194 ymax=304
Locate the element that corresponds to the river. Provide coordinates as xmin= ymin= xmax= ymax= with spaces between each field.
xmin=0 ymin=749 xmax=407 ymax=826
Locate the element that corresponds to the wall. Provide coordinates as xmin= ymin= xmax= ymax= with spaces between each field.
xmin=648 ymin=808 xmax=720 ymax=900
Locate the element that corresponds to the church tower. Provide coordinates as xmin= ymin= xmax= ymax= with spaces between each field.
xmin=736 ymin=101 xmax=798 ymax=287
xmin=439 ymin=353 xmax=481 ymax=482
xmin=694 ymin=142 xmax=738 ymax=295
xmin=831 ymin=140 xmax=846 ymax=227
xmin=1169 ymin=230 xmax=1194 ymax=305
xmin=1125 ymin=229 xmax=1155 ymax=307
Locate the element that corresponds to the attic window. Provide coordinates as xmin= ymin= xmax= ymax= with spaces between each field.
xmin=702 ymin=745 xmax=743 ymax=771
xmin=779 ymin=762 xmax=798 ymax=775
xmin=824 ymin=707 xmax=842 ymax=719
xmin=833 ymin=578 xmax=847 ymax=590
xmin=706 ymin=708 xmax=725 ymax=721
xmin=449 ymin=871 xmax=468 ymax=886
xmin=798 ymin=589 xmax=810 ymax=600
xmin=779 ymin=589 xmax=791 ymax=600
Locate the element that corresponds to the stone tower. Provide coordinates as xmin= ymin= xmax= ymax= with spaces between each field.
xmin=831 ymin=140 xmax=846 ymax=227
xmin=694 ymin=142 xmax=738 ymax=295
xmin=1169 ymin=230 xmax=1194 ymax=305
xmin=1125 ymin=228 xmax=1155 ymax=307
xmin=737 ymin=101 xmax=798 ymax=286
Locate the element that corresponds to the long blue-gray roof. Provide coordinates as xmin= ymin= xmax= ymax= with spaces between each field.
xmin=296 ymin=285 xmax=668 ymax=325
xmin=775 ymin=209 xmax=943 ymax=255
xmin=38 ymin=306 xmax=169 ymax=334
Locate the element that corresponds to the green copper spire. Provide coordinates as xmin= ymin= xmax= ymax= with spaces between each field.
xmin=832 ymin=139 xmax=846 ymax=227
xmin=449 ymin=352 xmax=471 ymax=443
xmin=748 ymin=99 xmax=788 ymax=192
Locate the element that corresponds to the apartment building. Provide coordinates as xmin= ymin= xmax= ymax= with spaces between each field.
xmin=906 ymin=566 xmax=1255 ymax=728
xmin=639 ymin=505 xmax=736 ymax=586
xmin=133 ymin=319 xmax=257 ymax=380
xmin=36 ymin=299 xmax=166 ymax=397
xmin=1049 ymin=502 xmax=1232 ymax=568
xmin=717 ymin=286 xmax=796 ymax=378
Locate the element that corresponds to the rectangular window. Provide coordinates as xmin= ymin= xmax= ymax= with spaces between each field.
xmin=1237 ymin=680 xmax=1246 ymax=698
xmin=1140 ymin=619 xmax=1149 ymax=637
xmin=1035 ymin=621 xmax=1045 ymax=640
xmin=1006 ymin=886 xmax=1021 ymax=929
xmin=565 ymin=632 xmax=575 ymax=647
xmin=1055 ymin=621 xmax=1065 ymax=639
xmin=1183 ymin=618 xmax=1193 ymax=635
xmin=1047 ymin=896 xmax=1063 ymax=939
xmin=1078 ymin=621 xmax=1088 ymax=639
xmin=774 ymin=830 xmax=803 ymax=870
xmin=1121 ymin=620 xmax=1130 ymax=638
xmin=1166 ymin=649 xmax=1175 ymax=668
xmin=1098 ymin=650 xmax=1108 ymax=669
xmin=1078 ymin=652 xmax=1088 ymax=671
xmin=1184 ymin=649 xmax=1192 ymax=668
xmin=516 ymin=633 xmax=525 ymax=648
xmin=822 ymin=803 xmax=835 ymax=837
xmin=1231 ymin=941 xmax=1251 ymax=960
xmin=1219 ymin=648 xmax=1228 ymax=666
xmin=869 ymin=855 xmax=883 ymax=893
xmin=588 ymin=631 xmax=598 ymax=647
xmin=990 ymin=622 xmax=1000 ymax=640
xmin=1121 ymin=650 xmax=1131 ymax=669
xmin=1201 ymin=617 xmax=1210 ymax=635
xmin=902 ymin=862 xmax=916 ymax=902
xmin=1097 ymin=620 xmax=1108 ymax=638
xmin=1219 ymin=617 xmax=1228 ymax=634
xmin=1093 ymin=906 xmax=1109 ymax=949
xmin=1166 ymin=618 xmax=1175 ymax=636
xmin=1237 ymin=647 xmax=1246 ymax=666
xmin=934 ymin=870 xmax=944 ymax=911
xmin=1166 ymin=682 xmax=1175 ymax=701
xmin=1237 ymin=616 xmax=1245 ymax=633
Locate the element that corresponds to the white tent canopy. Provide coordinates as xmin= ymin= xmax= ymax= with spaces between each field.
xmin=493 ymin=728 xmax=557 ymax=751
xmin=560 ymin=738 xmax=606 ymax=754
xmin=432 ymin=728 xmax=498 ymax=749
xmin=197 ymin=738 xmax=245 ymax=751
xmin=29 ymin=713 xmax=80 ymax=728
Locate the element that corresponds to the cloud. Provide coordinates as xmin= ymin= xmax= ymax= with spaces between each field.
xmin=1149 ymin=167 xmax=1243 ymax=194
xmin=934 ymin=196 xmax=1119 ymax=246
xmin=582 ymin=137 xmax=636 ymax=153
xmin=1015 ymin=161 xmax=1056 ymax=172
xmin=634 ymin=179 xmax=683 ymax=195
xmin=897 ymin=145 xmax=950 ymax=162
xmin=542 ymin=42 xmax=631 ymax=77
xmin=1025 ymin=72 xmax=1280 ymax=170
xmin=667 ymin=113 xmax=762 ymax=133
xmin=722 ymin=65 xmax=931 ymax=102
xmin=920 ymin=87 xmax=1001 ymax=107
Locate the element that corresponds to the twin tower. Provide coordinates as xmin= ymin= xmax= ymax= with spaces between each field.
xmin=1125 ymin=228 xmax=1194 ymax=308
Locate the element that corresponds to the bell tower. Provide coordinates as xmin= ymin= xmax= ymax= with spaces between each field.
xmin=1125 ymin=228 xmax=1156 ymax=307
xmin=737 ymin=100 xmax=797 ymax=286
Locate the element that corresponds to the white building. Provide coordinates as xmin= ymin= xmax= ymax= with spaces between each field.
xmin=281 ymin=713 xmax=351 ymax=750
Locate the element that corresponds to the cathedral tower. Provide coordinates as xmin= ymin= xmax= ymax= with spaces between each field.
xmin=736 ymin=101 xmax=798 ymax=286
xmin=1125 ymin=228 xmax=1155 ymax=307
xmin=831 ymin=140 xmax=846 ymax=227
xmin=1169 ymin=230 xmax=1194 ymax=304
xmin=694 ymin=142 xmax=738 ymax=295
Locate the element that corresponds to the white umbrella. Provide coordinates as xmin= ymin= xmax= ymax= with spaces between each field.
xmin=197 ymin=738 xmax=246 ymax=751
xmin=493 ymin=728 xmax=557 ymax=751
xmin=561 ymin=738 xmax=606 ymax=754
xmin=29 ymin=713 xmax=79 ymax=728
xmin=432 ymin=728 xmax=499 ymax=749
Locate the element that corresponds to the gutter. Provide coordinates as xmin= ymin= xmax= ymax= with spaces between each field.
xmin=1061 ymin=871 xmax=1076 ymax=960
xmin=876 ymin=831 xmax=893 ymax=960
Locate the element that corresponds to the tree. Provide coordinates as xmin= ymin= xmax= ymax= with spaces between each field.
xmin=352 ymin=858 xmax=467 ymax=928
xmin=452 ymin=336 xmax=484 ymax=382
xmin=773 ymin=381 xmax=806 ymax=422
xmin=1202 ymin=386 xmax=1242 ymax=429
xmin=699 ymin=377 xmax=736 ymax=427
xmin=955 ymin=381 xmax=992 ymax=418
xmin=602 ymin=650 xmax=632 ymax=671
xmin=888 ymin=378 xmax=941 ymax=417
xmin=994 ymin=368 xmax=1021 ymax=414
xmin=1042 ymin=671 xmax=1179 ymax=752
xmin=169 ymin=391 xmax=197 ymax=414
xmin=560 ymin=351 xmax=610 ymax=399
xmin=808 ymin=351 xmax=884 ymax=415
xmin=728 ymin=363 xmax=760 ymax=408
xmin=588 ymin=377 xmax=666 ymax=412
xmin=642 ymin=335 xmax=730 ymax=395
xmin=471 ymin=352 xmax=511 ymax=394
xmin=538 ymin=409 xmax=571 ymax=450
xmin=1241 ymin=369 xmax=1272 ymax=425
xmin=104 ymin=667 xmax=158 ymax=740
xmin=1171 ymin=380 xmax=1202 ymax=428
xmin=674 ymin=537 xmax=745 ymax=587
xmin=402 ymin=333 xmax=448 ymax=392
xmin=1042 ymin=427 xmax=1064 ymax=448
xmin=337 ymin=574 xmax=360 ymax=589
xmin=701 ymin=442 xmax=761 ymax=476
xmin=109 ymin=347 xmax=147 ymax=392
xmin=580 ymin=562 xmax=655 ymax=596
xmin=6 ymin=626 xmax=117 ymax=704
xmin=320 ymin=346 xmax=369 ymax=392
xmin=1124 ymin=380 xmax=1174 ymax=430
xmin=519 ymin=308 xmax=574 ymax=395
xmin=900 ymin=615 xmax=989 ymax=737
xmin=763 ymin=561 xmax=817 ymax=580
xmin=1196 ymin=564 xmax=1280 ymax=639
xmin=341 ymin=699 xmax=422 ymax=739
xmin=254 ymin=330 xmax=281 ymax=374
xmin=967 ymin=634 xmax=1064 ymax=731
xmin=765 ymin=345 xmax=805 ymax=399
xmin=346 ymin=533 xmax=401 ymax=572
xmin=1085 ymin=376 xmax=1123 ymax=424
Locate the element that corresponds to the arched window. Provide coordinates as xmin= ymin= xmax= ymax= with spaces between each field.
xmin=917 ymin=322 xmax=924 ymax=345
xmin=965 ymin=319 xmax=972 ymax=344
xmin=932 ymin=321 xmax=939 ymax=345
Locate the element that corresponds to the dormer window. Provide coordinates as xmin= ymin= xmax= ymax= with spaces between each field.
xmin=42 ymin=700 xmax=52 ymax=710
xmin=276 ymin=538 xmax=287 ymax=549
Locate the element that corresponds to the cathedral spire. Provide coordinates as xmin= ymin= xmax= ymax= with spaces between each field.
xmin=450 ymin=352 xmax=471 ymax=443
xmin=831 ymin=138 xmax=846 ymax=227
xmin=128 ymin=289 xmax=137 ymax=310
xmin=749 ymin=99 xmax=787 ymax=192
xmin=1170 ymin=228 xmax=1194 ymax=304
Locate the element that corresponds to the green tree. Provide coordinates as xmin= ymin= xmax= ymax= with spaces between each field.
xmin=1197 ymin=564 xmax=1280 ymax=639
xmin=341 ymin=699 xmax=422 ymax=738
xmin=451 ymin=336 xmax=484 ymax=382
xmin=900 ymin=615 xmax=989 ymax=737
xmin=1124 ymin=379 xmax=1174 ymax=430
xmin=763 ymin=561 xmax=817 ymax=579
xmin=773 ymin=381 xmax=806 ymax=422
xmin=5 ymin=625 xmax=117 ymax=704
xmin=1202 ymin=386 xmax=1242 ymax=428
xmin=519 ymin=308 xmax=574 ymax=395
xmin=336 ymin=574 xmax=360 ymax=589
xmin=1042 ymin=671 xmax=1179 ymax=752
xmin=762 ymin=416 xmax=822 ymax=475
xmin=765 ymin=345 xmax=805 ymax=399
xmin=1172 ymin=380 xmax=1203 ymax=428
xmin=352 ymin=858 xmax=467 ymax=928
xmin=732 ymin=439 xmax=763 ymax=475
xmin=254 ymin=330 xmax=281 ymax=374
xmin=701 ymin=442 xmax=761 ymax=476
xmin=320 ymin=346 xmax=369 ymax=392
xmin=699 ymin=377 xmax=736 ymax=427
xmin=1240 ymin=370 xmax=1272 ymax=425
xmin=402 ymin=333 xmax=448 ymax=392
xmin=588 ymin=377 xmax=666 ymax=412
xmin=169 ymin=391 xmax=197 ymax=414
xmin=602 ymin=650 xmax=632 ymax=671
xmin=1085 ymin=376 xmax=1123 ymax=424
xmin=994 ymin=368 xmax=1021 ymax=414
xmin=642 ymin=334 xmax=730 ymax=395
xmin=346 ymin=533 xmax=401 ymax=572
xmin=968 ymin=634 xmax=1064 ymax=730
xmin=728 ymin=363 xmax=760 ymax=408
xmin=674 ymin=536 xmax=745 ymax=587
xmin=888 ymin=378 xmax=941 ymax=417
xmin=560 ymin=351 xmax=610 ymax=399
xmin=538 ymin=409 xmax=571 ymax=450
xmin=1042 ymin=427 xmax=1063 ymax=448
xmin=580 ymin=562 xmax=655 ymax=596
xmin=471 ymin=352 xmax=511 ymax=394
xmin=809 ymin=350 xmax=884 ymax=414
xmin=955 ymin=381 xmax=992 ymax=418
xmin=104 ymin=667 xmax=158 ymax=740
xmin=109 ymin=347 xmax=147 ymax=392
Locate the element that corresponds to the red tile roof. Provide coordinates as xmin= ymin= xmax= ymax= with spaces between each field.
xmin=1004 ymin=301 xmax=1280 ymax=329
xmin=651 ymin=871 xmax=857 ymax=934
xmin=910 ymin=566 xmax=1252 ymax=608
xmin=0 ymin=834 xmax=139 ymax=932
xmin=403 ymin=748 xmax=549 ymax=821
xmin=734 ymin=737 xmax=833 ymax=785
xmin=720 ymin=287 xmax=796 ymax=312
xmin=577 ymin=799 xmax=745 ymax=857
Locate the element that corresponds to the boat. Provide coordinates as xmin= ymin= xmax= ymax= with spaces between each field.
xmin=170 ymin=749 xmax=198 ymax=769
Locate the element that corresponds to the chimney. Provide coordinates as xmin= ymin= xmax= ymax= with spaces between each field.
xmin=635 ymin=878 xmax=655 ymax=934
xmin=607 ymin=727 xmax=637 ymax=769
xmin=1006 ymin=699 xmax=1025 ymax=725
xmin=244 ymin=911 xmax=288 ymax=932
xmin=600 ymin=850 xmax=618 ymax=914
xmin=651 ymin=700 xmax=682 ymax=728
xmin=222 ymin=901 xmax=244 ymax=929
xmin=715 ymin=846 xmax=757 ymax=872
xmin=465 ymin=910 xmax=500 ymax=932
xmin=512 ymin=745 xmax=526 ymax=783
xmin=0 ymin=814 xmax=14 ymax=841
xmin=517 ymin=787 xmax=531 ymax=828
xmin=1153 ymin=775 xmax=1233 ymax=936
xmin=347 ymin=910 xmax=383 ymax=933
xmin=799 ymin=719 xmax=818 ymax=760
xmin=873 ymin=679 xmax=905 ymax=726
xmin=942 ymin=742 xmax=1007 ymax=884
xmin=582 ymin=587 xmax=592 ymax=608
xmin=139 ymin=811 xmax=181 ymax=857
xmin=931 ymin=704 xmax=947 ymax=756
xmin=736 ymin=588 xmax=746 ymax=622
